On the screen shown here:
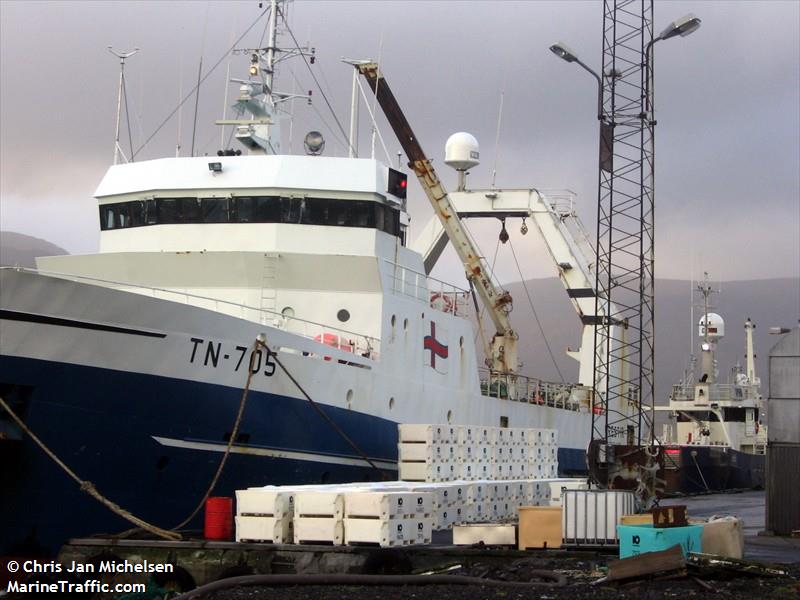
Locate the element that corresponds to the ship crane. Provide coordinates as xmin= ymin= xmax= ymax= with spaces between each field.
xmin=357 ymin=62 xmax=518 ymax=375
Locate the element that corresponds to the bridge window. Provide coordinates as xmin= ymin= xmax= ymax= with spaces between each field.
xmin=99 ymin=195 xmax=401 ymax=237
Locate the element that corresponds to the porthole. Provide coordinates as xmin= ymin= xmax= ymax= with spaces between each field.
xmin=389 ymin=397 xmax=395 ymax=410
xmin=346 ymin=389 xmax=354 ymax=410
xmin=459 ymin=336 xmax=464 ymax=348
xmin=337 ymin=309 xmax=350 ymax=322
xmin=281 ymin=306 xmax=295 ymax=318
xmin=403 ymin=318 xmax=409 ymax=331
xmin=446 ymin=410 xmax=453 ymax=423
xmin=391 ymin=315 xmax=397 ymax=327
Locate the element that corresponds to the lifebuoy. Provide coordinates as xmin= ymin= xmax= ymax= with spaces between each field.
xmin=430 ymin=292 xmax=454 ymax=314
xmin=314 ymin=333 xmax=353 ymax=361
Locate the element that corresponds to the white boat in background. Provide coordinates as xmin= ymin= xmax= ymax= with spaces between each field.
xmin=657 ymin=275 xmax=767 ymax=494
xmin=0 ymin=0 xmax=605 ymax=555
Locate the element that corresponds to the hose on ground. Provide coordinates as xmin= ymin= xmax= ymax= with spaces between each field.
xmin=173 ymin=572 xmax=566 ymax=599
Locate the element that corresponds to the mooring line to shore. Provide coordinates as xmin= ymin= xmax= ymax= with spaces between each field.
xmin=0 ymin=395 xmax=181 ymax=541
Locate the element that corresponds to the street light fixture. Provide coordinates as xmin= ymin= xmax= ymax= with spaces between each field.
xmin=658 ymin=14 xmax=702 ymax=41
xmin=548 ymin=42 xmax=603 ymax=121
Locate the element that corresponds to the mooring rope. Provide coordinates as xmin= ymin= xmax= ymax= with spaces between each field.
xmin=0 ymin=394 xmax=181 ymax=541
xmin=255 ymin=335 xmax=388 ymax=478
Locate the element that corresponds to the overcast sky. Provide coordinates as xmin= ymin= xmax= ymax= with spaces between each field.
xmin=1 ymin=0 xmax=798 ymax=284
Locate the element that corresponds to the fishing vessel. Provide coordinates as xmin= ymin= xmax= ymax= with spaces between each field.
xmin=657 ymin=276 xmax=767 ymax=494
xmin=0 ymin=1 xmax=609 ymax=555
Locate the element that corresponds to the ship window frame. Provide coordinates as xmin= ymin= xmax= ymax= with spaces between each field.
xmin=99 ymin=194 xmax=401 ymax=237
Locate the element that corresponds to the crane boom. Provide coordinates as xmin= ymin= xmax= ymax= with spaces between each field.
xmin=357 ymin=62 xmax=518 ymax=374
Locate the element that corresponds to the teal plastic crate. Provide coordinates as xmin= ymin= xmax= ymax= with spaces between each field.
xmin=617 ymin=524 xmax=703 ymax=558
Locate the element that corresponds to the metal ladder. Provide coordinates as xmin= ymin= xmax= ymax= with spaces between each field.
xmin=260 ymin=253 xmax=279 ymax=324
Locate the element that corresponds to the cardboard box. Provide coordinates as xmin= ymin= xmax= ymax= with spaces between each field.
xmin=518 ymin=506 xmax=562 ymax=549
xmin=621 ymin=514 xmax=654 ymax=525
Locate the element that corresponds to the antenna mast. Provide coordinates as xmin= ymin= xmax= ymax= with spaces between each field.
xmin=108 ymin=47 xmax=139 ymax=165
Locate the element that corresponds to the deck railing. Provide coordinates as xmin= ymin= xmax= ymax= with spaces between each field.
xmin=478 ymin=367 xmax=590 ymax=412
xmin=3 ymin=267 xmax=381 ymax=358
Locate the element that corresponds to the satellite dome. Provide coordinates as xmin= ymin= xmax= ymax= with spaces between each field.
xmin=698 ymin=312 xmax=725 ymax=339
xmin=445 ymin=132 xmax=480 ymax=171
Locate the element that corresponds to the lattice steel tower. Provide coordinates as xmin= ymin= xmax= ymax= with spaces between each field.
xmin=590 ymin=0 xmax=655 ymax=481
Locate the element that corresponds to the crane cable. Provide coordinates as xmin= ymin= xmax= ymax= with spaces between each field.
xmin=507 ymin=236 xmax=565 ymax=382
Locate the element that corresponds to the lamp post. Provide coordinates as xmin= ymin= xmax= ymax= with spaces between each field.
xmin=549 ymin=14 xmax=701 ymax=450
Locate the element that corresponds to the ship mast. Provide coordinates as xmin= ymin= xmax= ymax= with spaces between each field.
xmin=217 ymin=0 xmax=313 ymax=155
xmin=108 ymin=47 xmax=140 ymax=165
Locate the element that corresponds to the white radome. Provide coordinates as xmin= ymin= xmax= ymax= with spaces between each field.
xmin=445 ymin=132 xmax=480 ymax=171
xmin=698 ymin=312 xmax=725 ymax=339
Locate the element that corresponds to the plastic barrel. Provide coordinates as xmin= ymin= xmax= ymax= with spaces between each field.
xmin=204 ymin=497 xmax=233 ymax=540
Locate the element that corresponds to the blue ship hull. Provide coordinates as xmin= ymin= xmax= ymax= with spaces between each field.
xmin=1 ymin=355 xmax=586 ymax=556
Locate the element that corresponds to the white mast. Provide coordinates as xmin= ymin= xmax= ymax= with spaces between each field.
xmin=745 ymin=318 xmax=757 ymax=384
xmin=108 ymin=47 xmax=139 ymax=165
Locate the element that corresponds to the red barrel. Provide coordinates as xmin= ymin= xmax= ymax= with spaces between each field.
xmin=204 ymin=496 xmax=233 ymax=540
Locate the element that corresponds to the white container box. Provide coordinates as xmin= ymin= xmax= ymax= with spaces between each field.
xmin=453 ymin=524 xmax=516 ymax=546
xmin=562 ymin=489 xmax=635 ymax=546
xmin=235 ymin=515 xmax=293 ymax=543
xmin=294 ymin=490 xmax=346 ymax=518
xmin=293 ymin=516 xmax=344 ymax=545
xmin=399 ymin=424 xmax=453 ymax=444
xmin=344 ymin=491 xmax=433 ymax=519
xmin=458 ymin=462 xmax=479 ymax=480
xmin=344 ymin=517 xmax=432 ymax=547
xmin=397 ymin=442 xmax=434 ymax=462
xmin=399 ymin=461 xmax=455 ymax=482
xmin=457 ymin=426 xmax=477 ymax=445
xmin=235 ymin=488 xmax=295 ymax=518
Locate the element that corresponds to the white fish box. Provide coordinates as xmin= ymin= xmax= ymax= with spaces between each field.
xmin=235 ymin=488 xmax=295 ymax=517
xmin=513 ymin=446 xmax=528 ymax=462
xmin=408 ymin=483 xmax=461 ymax=509
xmin=562 ymin=489 xmax=635 ymax=546
xmin=397 ymin=442 xmax=432 ymax=462
xmin=457 ymin=462 xmax=481 ymax=481
xmin=457 ymin=426 xmax=479 ymax=445
xmin=528 ymin=429 xmax=558 ymax=447
xmin=492 ymin=445 xmax=511 ymax=463
xmin=471 ymin=481 xmax=489 ymax=501
xmin=344 ymin=491 xmax=433 ymax=519
xmin=471 ymin=501 xmax=491 ymax=522
xmin=491 ymin=463 xmax=512 ymax=480
xmin=448 ymin=481 xmax=475 ymax=504
xmin=344 ymin=517 xmax=432 ymax=547
xmin=510 ymin=462 xmax=529 ymax=480
xmin=294 ymin=490 xmax=346 ymax=518
xmin=452 ymin=502 xmax=473 ymax=525
xmin=456 ymin=444 xmax=477 ymax=462
xmin=293 ymin=516 xmax=344 ymax=545
xmin=235 ymin=515 xmax=292 ymax=544
xmin=398 ymin=461 xmax=455 ymax=482
xmin=453 ymin=524 xmax=516 ymax=546
xmin=543 ymin=479 xmax=589 ymax=504
xmin=399 ymin=424 xmax=454 ymax=444
xmin=508 ymin=481 xmax=527 ymax=500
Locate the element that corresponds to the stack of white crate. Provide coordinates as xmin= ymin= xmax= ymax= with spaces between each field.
xmin=527 ymin=428 xmax=559 ymax=479
xmin=234 ymin=486 xmax=296 ymax=543
xmin=397 ymin=424 xmax=459 ymax=482
xmin=399 ymin=425 xmax=559 ymax=483
xmin=292 ymin=487 xmax=350 ymax=545
xmin=343 ymin=490 xmax=434 ymax=547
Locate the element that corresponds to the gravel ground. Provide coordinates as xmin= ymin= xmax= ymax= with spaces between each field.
xmin=199 ymin=556 xmax=800 ymax=600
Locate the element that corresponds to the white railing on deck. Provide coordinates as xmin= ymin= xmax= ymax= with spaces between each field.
xmin=380 ymin=259 xmax=471 ymax=318
xmin=4 ymin=267 xmax=380 ymax=359
xmin=478 ymin=367 xmax=590 ymax=412
xmin=670 ymin=383 xmax=760 ymax=403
